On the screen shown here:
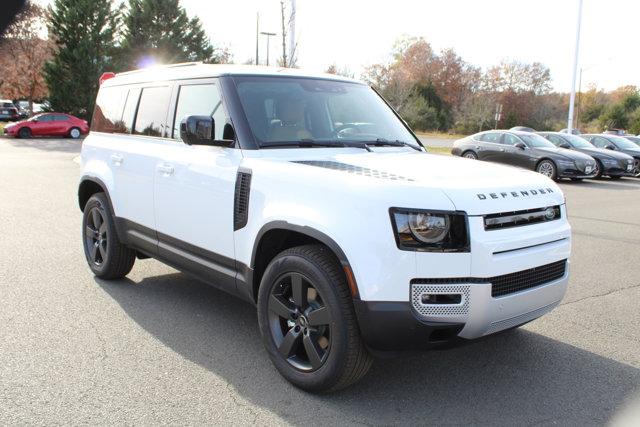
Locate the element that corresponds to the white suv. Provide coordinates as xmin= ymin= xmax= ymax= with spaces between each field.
xmin=79 ymin=63 xmax=571 ymax=392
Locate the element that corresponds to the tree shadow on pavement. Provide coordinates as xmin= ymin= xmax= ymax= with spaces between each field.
xmin=96 ymin=272 xmax=640 ymax=426
xmin=4 ymin=137 xmax=82 ymax=153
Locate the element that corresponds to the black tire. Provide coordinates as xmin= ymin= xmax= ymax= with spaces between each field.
xmin=593 ymin=160 xmax=603 ymax=179
xmin=69 ymin=127 xmax=81 ymax=139
xmin=82 ymin=193 xmax=136 ymax=279
xmin=462 ymin=150 xmax=478 ymax=160
xmin=257 ymin=244 xmax=372 ymax=392
xmin=536 ymin=159 xmax=557 ymax=180
xmin=18 ymin=127 xmax=31 ymax=139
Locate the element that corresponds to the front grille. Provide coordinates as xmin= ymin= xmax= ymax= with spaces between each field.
xmin=411 ymin=259 xmax=567 ymax=298
xmin=484 ymin=205 xmax=561 ymax=230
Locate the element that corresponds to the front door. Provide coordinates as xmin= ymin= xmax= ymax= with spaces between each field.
xmin=153 ymin=80 xmax=242 ymax=290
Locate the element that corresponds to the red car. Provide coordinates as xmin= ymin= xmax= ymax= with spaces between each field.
xmin=3 ymin=113 xmax=89 ymax=139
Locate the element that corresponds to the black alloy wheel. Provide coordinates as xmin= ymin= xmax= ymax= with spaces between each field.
xmin=85 ymin=206 xmax=108 ymax=266
xmin=82 ymin=193 xmax=136 ymax=279
xmin=257 ymin=244 xmax=372 ymax=392
xmin=268 ymin=272 xmax=332 ymax=371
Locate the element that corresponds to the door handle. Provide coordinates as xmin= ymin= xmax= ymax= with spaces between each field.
xmin=498 ymin=148 xmax=505 ymax=152
xmin=157 ymin=163 xmax=174 ymax=175
xmin=475 ymin=145 xmax=481 ymax=150
xmin=110 ymin=154 xmax=123 ymax=165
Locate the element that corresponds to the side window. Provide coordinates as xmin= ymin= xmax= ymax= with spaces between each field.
xmin=479 ymin=132 xmax=501 ymax=143
xmin=134 ymin=86 xmax=171 ymax=137
xmin=55 ymin=114 xmax=69 ymax=121
xmin=502 ymin=134 xmax=521 ymax=146
xmin=172 ymin=83 xmax=225 ymax=140
xmin=120 ymin=88 xmax=141 ymax=134
xmin=91 ymin=86 xmax=128 ymax=133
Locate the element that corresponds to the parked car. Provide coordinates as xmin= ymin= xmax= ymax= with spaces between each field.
xmin=581 ymin=134 xmax=640 ymax=176
xmin=15 ymin=101 xmax=31 ymax=119
xmin=78 ymin=64 xmax=572 ymax=392
xmin=510 ymin=126 xmax=535 ymax=132
xmin=0 ymin=100 xmax=19 ymax=121
xmin=559 ymin=128 xmax=582 ymax=135
xmin=538 ymin=132 xmax=635 ymax=179
xmin=3 ymin=112 xmax=89 ymax=139
xmin=623 ymin=135 xmax=640 ymax=147
xmin=452 ymin=130 xmax=597 ymax=180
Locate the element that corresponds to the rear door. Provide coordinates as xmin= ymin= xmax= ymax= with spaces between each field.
xmin=499 ymin=133 xmax=531 ymax=168
xmin=91 ymin=84 xmax=162 ymax=253
xmin=153 ymin=79 xmax=242 ymax=289
xmin=477 ymin=132 xmax=504 ymax=162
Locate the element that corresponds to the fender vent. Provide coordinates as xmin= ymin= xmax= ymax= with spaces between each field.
xmin=234 ymin=171 xmax=252 ymax=231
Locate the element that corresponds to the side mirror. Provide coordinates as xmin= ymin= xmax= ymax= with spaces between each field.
xmin=180 ymin=115 xmax=234 ymax=147
xmin=514 ymin=142 xmax=526 ymax=150
xmin=605 ymin=144 xmax=616 ymax=150
xmin=559 ymin=142 xmax=571 ymax=149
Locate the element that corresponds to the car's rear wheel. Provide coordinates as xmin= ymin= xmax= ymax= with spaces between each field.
xmin=462 ymin=151 xmax=478 ymax=160
xmin=69 ymin=127 xmax=81 ymax=139
xmin=82 ymin=193 xmax=136 ymax=279
xmin=536 ymin=160 xmax=557 ymax=180
xmin=18 ymin=127 xmax=31 ymax=139
xmin=257 ymin=244 xmax=372 ymax=392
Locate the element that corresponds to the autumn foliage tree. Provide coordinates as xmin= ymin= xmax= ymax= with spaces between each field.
xmin=0 ymin=1 xmax=51 ymax=110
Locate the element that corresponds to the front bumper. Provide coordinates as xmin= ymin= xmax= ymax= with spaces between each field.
xmin=355 ymin=263 xmax=568 ymax=351
xmin=556 ymin=165 xmax=596 ymax=179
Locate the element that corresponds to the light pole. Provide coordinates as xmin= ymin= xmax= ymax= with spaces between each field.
xmin=260 ymin=31 xmax=276 ymax=66
xmin=567 ymin=0 xmax=584 ymax=133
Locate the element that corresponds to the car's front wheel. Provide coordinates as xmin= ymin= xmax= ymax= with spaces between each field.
xmin=536 ymin=160 xmax=557 ymax=180
xmin=257 ymin=244 xmax=372 ymax=392
xmin=82 ymin=193 xmax=136 ymax=279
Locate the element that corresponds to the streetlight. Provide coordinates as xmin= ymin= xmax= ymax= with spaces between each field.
xmin=260 ymin=31 xmax=276 ymax=66
xmin=567 ymin=0 xmax=584 ymax=133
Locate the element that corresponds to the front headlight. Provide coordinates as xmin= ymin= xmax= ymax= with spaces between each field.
xmin=390 ymin=209 xmax=469 ymax=252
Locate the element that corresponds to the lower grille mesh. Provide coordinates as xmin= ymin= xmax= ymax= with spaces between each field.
xmin=490 ymin=260 xmax=566 ymax=297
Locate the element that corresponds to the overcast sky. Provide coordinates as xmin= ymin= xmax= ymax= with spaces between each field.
xmin=39 ymin=0 xmax=639 ymax=92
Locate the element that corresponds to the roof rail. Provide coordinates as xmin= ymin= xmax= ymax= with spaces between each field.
xmin=117 ymin=61 xmax=203 ymax=76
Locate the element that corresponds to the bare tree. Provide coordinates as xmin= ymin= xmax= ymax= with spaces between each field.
xmin=277 ymin=0 xmax=297 ymax=67
xmin=0 ymin=1 xmax=50 ymax=110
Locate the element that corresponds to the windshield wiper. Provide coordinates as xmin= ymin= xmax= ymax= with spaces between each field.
xmin=260 ymin=139 xmax=374 ymax=151
xmin=362 ymin=138 xmax=423 ymax=152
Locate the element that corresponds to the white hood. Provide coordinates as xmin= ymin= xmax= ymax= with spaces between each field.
xmin=250 ymin=148 xmax=565 ymax=216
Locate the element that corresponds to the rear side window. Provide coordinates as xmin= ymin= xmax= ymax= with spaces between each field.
xmin=479 ymin=132 xmax=501 ymax=143
xmin=172 ymin=83 xmax=224 ymax=139
xmin=134 ymin=86 xmax=171 ymax=137
xmin=121 ymin=88 xmax=141 ymax=134
xmin=92 ymin=86 xmax=128 ymax=133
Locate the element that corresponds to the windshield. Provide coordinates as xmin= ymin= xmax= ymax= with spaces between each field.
xmin=234 ymin=76 xmax=419 ymax=148
xmin=520 ymin=133 xmax=556 ymax=148
xmin=623 ymin=136 xmax=640 ymax=146
xmin=608 ymin=135 xmax=639 ymax=149
xmin=563 ymin=134 xmax=594 ymax=148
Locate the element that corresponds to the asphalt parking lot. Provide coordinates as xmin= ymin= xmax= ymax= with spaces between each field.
xmin=1 ymin=136 xmax=639 ymax=425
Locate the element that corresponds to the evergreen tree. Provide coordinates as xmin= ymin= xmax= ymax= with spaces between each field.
xmin=118 ymin=0 xmax=217 ymax=70
xmin=43 ymin=0 xmax=119 ymax=120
